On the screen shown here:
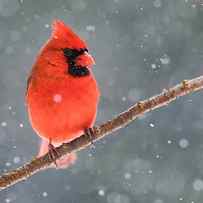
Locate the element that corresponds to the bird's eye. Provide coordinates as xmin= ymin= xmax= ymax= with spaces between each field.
xmin=62 ymin=48 xmax=88 ymax=61
xmin=79 ymin=48 xmax=88 ymax=53
xmin=63 ymin=48 xmax=79 ymax=60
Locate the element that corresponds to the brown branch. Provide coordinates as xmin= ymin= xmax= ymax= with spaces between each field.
xmin=0 ymin=76 xmax=203 ymax=191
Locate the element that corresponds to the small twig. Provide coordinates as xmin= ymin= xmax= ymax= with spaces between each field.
xmin=0 ymin=76 xmax=203 ymax=191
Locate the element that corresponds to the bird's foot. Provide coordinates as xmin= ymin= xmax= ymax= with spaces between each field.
xmin=38 ymin=140 xmax=77 ymax=169
xmin=48 ymin=142 xmax=60 ymax=167
xmin=84 ymin=127 xmax=95 ymax=146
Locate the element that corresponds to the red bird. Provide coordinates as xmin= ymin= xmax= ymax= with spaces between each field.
xmin=26 ymin=20 xmax=100 ymax=168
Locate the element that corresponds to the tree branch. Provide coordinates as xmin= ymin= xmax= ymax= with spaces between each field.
xmin=1 ymin=76 xmax=203 ymax=191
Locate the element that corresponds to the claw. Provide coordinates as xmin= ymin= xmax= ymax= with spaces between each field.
xmin=37 ymin=139 xmax=77 ymax=169
xmin=84 ymin=128 xmax=95 ymax=145
xmin=48 ymin=141 xmax=59 ymax=167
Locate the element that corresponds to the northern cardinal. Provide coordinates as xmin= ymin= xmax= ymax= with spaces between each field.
xmin=26 ymin=20 xmax=100 ymax=169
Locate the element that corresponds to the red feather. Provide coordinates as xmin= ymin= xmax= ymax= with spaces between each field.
xmin=26 ymin=19 xmax=100 ymax=168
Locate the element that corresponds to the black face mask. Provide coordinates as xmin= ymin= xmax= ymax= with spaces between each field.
xmin=63 ymin=48 xmax=88 ymax=61
xmin=62 ymin=48 xmax=90 ymax=77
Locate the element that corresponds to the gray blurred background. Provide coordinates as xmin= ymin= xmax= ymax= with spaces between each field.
xmin=0 ymin=0 xmax=203 ymax=202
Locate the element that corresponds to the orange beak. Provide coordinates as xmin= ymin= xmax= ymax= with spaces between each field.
xmin=75 ymin=51 xmax=95 ymax=68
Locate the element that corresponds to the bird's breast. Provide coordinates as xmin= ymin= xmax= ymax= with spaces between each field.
xmin=26 ymin=73 xmax=100 ymax=143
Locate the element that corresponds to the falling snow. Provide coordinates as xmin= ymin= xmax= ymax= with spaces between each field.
xmin=122 ymin=158 xmax=154 ymax=195
xmin=1 ymin=121 xmax=7 ymax=127
xmin=151 ymin=64 xmax=157 ymax=69
xmin=53 ymin=94 xmax=62 ymax=103
xmin=193 ymin=179 xmax=203 ymax=191
xmin=13 ymin=156 xmax=20 ymax=164
xmin=5 ymin=198 xmax=11 ymax=203
xmin=150 ymin=123 xmax=155 ymax=128
xmin=160 ymin=54 xmax=170 ymax=65
xmin=98 ymin=189 xmax=105 ymax=196
xmin=122 ymin=96 xmax=127 ymax=101
xmin=42 ymin=192 xmax=48 ymax=197
xmin=86 ymin=25 xmax=96 ymax=32
xmin=124 ymin=172 xmax=132 ymax=180
xmin=179 ymin=138 xmax=189 ymax=149
xmin=0 ymin=1 xmax=202 ymax=203
xmin=5 ymin=162 xmax=11 ymax=167
xmin=153 ymin=0 xmax=162 ymax=8
xmin=19 ymin=123 xmax=24 ymax=128
xmin=44 ymin=24 xmax=50 ymax=28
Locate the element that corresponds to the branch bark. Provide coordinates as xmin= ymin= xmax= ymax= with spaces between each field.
xmin=1 ymin=76 xmax=203 ymax=191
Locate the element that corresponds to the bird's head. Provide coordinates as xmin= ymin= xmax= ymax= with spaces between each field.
xmin=49 ymin=19 xmax=95 ymax=73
